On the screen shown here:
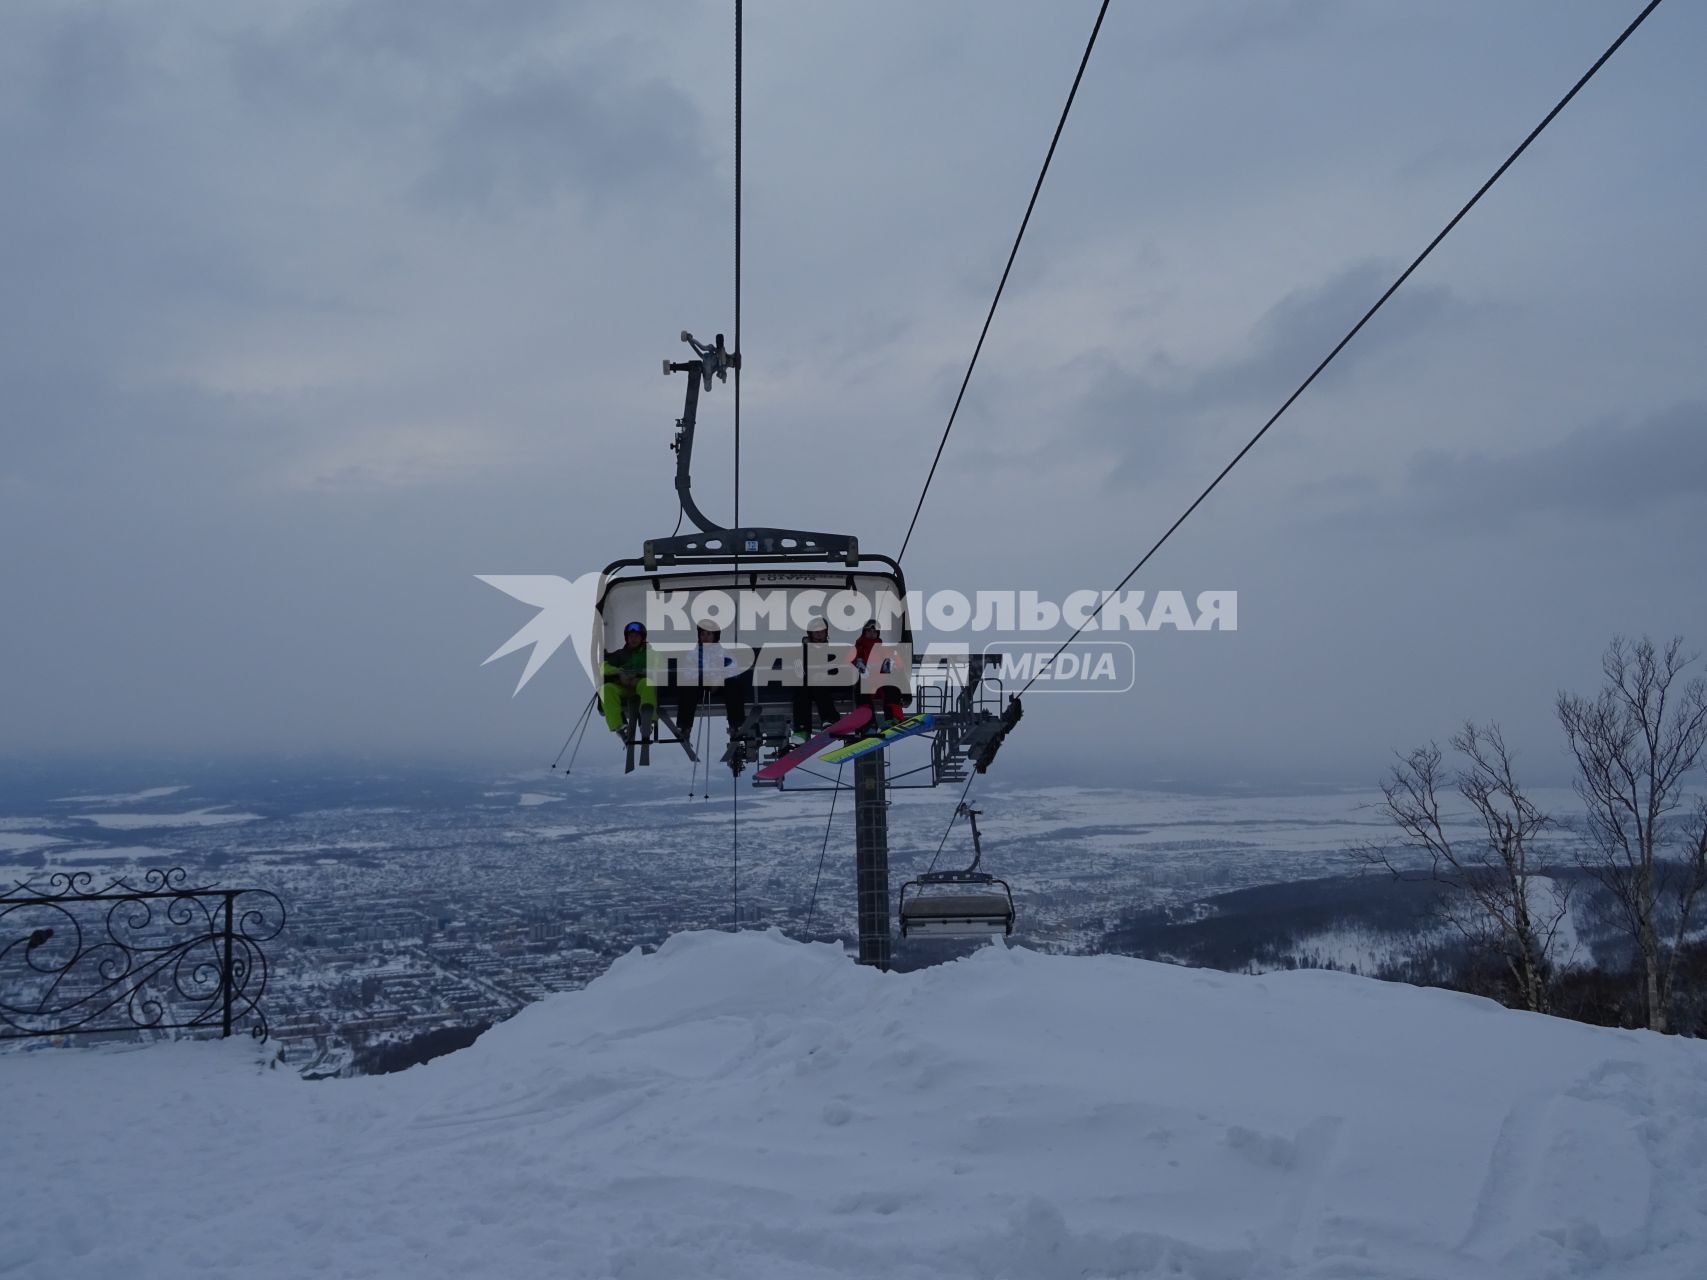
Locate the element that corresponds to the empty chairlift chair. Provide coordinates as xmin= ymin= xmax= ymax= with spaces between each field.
xmin=899 ymin=802 xmax=1015 ymax=939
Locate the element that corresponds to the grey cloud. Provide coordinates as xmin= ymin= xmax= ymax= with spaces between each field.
xmin=215 ymin=1 xmax=714 ymax=217
xmin=28 ymin=9 xmax=141 ymax=125
xmin=3 ymin=1 xmax=1704 ymax=777
xmin=1159 ymin=0 xmax=1347 ymax=60
xmin=416 ymin=61 xmax=714 ymax=211
xmin=1046 ymin=260 xmax=1467 ymax=490
xmin=307 ymin=0 xmax=570 ymax=62
xmin=229 ymin=0 xmax=576 ymax=91
xmin=1230 ymin=261 xmax=1462 ymax=404
xmin=1405 ymin=403 xmax=1707 ymax=530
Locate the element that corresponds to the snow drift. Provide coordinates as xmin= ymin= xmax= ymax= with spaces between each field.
xmin=6 ymin=931 xmax=1706 ymax=1279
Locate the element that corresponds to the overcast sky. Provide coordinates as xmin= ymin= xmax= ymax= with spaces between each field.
xmin=2 ymin=0 xmax=1703 ymax=788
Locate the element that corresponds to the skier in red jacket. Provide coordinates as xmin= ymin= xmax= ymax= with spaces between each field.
xmin=850 ymin=620 xmax=907 ymax=723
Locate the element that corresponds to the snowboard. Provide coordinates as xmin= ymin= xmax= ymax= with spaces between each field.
xmin=755 ymin=706 xmax=873 ymax=781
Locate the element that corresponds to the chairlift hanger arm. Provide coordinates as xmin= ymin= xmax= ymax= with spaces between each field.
xmin=652 ymin=329 xmax=862 ymax=569
xmin=664 ymin=330 xmax=737 ymax=536
xmin=956 ymin=802 xmax=984 ymax=872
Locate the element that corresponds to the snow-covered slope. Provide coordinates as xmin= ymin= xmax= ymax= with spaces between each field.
xmin=7 ymin=932 xmax=1706 ymax=1279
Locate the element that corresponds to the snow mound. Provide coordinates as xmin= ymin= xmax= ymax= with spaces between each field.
xmin=6 ymin=931 xmax=1706 ymax=1279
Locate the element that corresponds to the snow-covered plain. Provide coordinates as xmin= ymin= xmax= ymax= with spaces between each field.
xmin=7 ymin=930 xmax=1705 ymax=1280
xmin=51 ymin=785 xmax=190 ymax=805
xmin=0 ymin=831 xmax=69 ymax=854
xmin=68 ymin=806 xmax=263 ymax=830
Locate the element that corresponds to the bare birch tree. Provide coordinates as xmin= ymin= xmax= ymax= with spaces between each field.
xmin=1557 ymin=636 xmax=1707 ymax=1034
xmin=1356 ymin=722 xmax=1566 ymax=1013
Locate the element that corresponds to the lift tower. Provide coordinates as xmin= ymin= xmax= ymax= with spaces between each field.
xmin=853 ymin=751 xmax=892 ymax=969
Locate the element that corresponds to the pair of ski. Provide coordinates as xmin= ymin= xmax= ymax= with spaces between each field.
xmin=756 ymin=708 xmax=936 ymax=782
xmin=823 ymin=713 xmax=934 ymax=764
xmin=618 ymin=704 xmax=697 ymax=774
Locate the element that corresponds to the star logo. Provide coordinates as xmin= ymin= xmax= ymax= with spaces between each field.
xmin=476 ymin=572 xmax=605 ymax=694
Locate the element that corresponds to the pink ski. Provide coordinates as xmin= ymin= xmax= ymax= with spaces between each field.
xmin=755 ymin=706 xmax=873 ymax=781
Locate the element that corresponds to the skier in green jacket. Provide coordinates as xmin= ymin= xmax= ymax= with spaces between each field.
xmin=602 ymin=620 xmax=659 ymax=735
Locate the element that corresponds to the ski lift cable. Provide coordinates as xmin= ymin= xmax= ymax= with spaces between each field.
xmin=734 ymin=0 xmax=743 ymax=535
xmin=1013 ymin=0 xmax=1666 ymax=701
xmin=730 ymin=0 xmax=744 ymax=933
xmin=802 ymin=764 xmax=847 ymax=933
xmin=896 ymin=0 xmax=1111 ymax=566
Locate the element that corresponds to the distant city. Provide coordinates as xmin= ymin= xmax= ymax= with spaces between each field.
xmin=1 ymin=763 xmax=1471 ymax=1075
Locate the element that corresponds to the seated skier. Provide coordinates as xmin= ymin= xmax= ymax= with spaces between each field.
xmin=677 ymin=621 xmax=749 ymax=737
xmin=791 ymin=615 xmax=844 ymax=743
xmin=601 ymin=621 xmax=658 ymax=740
xmin=850 ymin=619 xmax=907 ymax=724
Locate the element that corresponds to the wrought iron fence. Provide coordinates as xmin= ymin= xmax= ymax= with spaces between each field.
xmin=0 ymin=868 xmax=285 ymax=1042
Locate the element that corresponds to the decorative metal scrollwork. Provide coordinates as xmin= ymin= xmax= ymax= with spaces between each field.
xmin=0 ymin=868 xmax=285 ymax=1042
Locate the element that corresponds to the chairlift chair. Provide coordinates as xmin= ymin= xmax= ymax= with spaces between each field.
xmin=898 ymin=802 xmax=1015 ymax=938
xmin=594 ymin=332 xmax=914 ymax=775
